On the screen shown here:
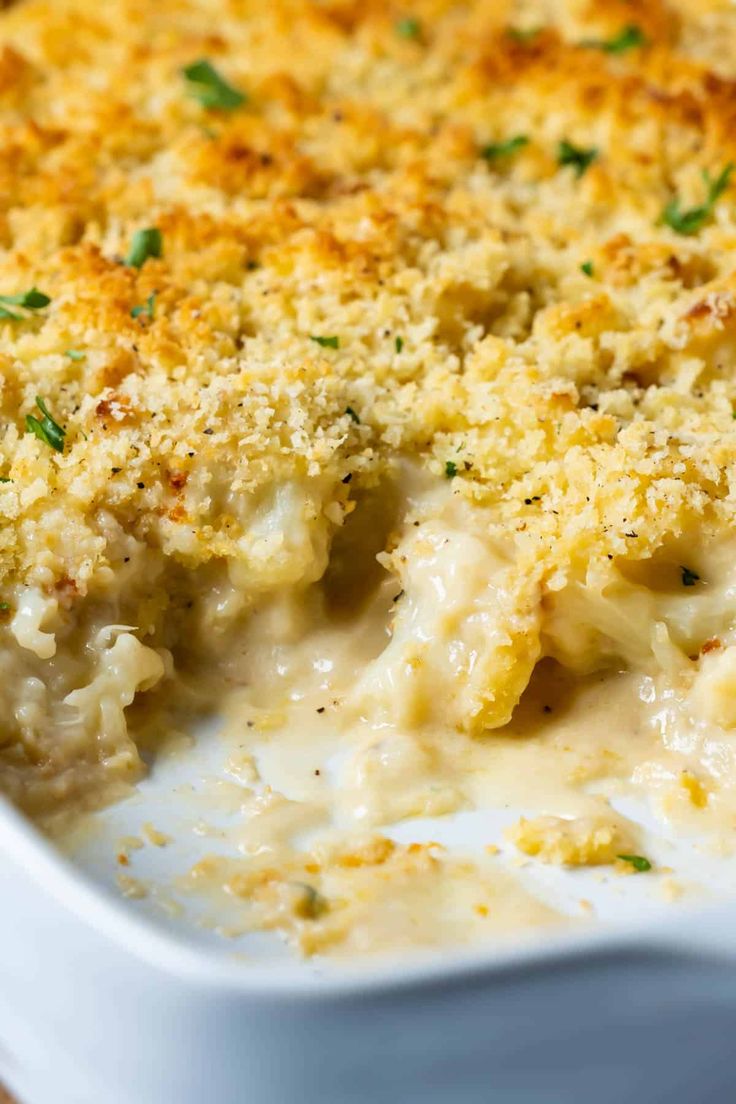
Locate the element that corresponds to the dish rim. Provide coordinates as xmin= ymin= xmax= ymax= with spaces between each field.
xmin=5 ymin=796 xmax=736 ymax=1000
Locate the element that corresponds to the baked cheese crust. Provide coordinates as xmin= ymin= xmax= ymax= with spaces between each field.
xmin=0 ymin=0 xmax=735 ymax=594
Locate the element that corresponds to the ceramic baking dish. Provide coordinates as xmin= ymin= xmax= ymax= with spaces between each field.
xmin=4 ymin=750 xmax=736 ymax=1104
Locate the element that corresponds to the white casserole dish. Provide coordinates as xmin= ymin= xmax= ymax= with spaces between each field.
xmin=4 ymin=774 xmax=736 ymax=1104
xmin=4 ymin=0 xmax=736 ymax=1098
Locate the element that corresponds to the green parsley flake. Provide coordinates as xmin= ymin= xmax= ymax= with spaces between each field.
xmin=681 ymin=566 xmax=700 ymax=587
xmin=661 ymin=163 xmax=734 ymax=236
xmin=506 ymin=27 xmax=541 ymax=43
xmin=0 ymin=602 xmax=9 ymax=612
xmin=581 ymin=260 xmax=594 ymax=277
xmin=182 ymin=59 xmax=246 ymax=111
xmin=617 ymin=854 xmax=652 ymax=872
xmin=292 ymin=882 xmax=328 ymax=920
xmin=65 ymin=349 xmax=85 ymax=361
xmin=345 ymin=406 xmax=360 ymax=423
xmin=126 ymin=227 xmax=163 ymax=269
xmin=396 ymin=16 xmax=421 ymax=39
xmin=0 ymin=288 xmax=50 ymax=309
xmin=558 ymin=140 xmax=598 ymax=177
xmin=445 ymin=460 xmax=458 ymax=478
xmin=0 ymin=477 xmax=11 ymax=483
xmin=310 ymin=335 xmax=339 ymax=349
xmin=581 ymin=25 xmax=647 ymax=54
xmin=481 ymin=135 xmax=529 ymax=161
xmin=25 ymin=396 xmax=66 ymax=453
xmin=395 ymin=336 xmax=404 ymax=353
xmin=131 ymin=292 xmax=156 ymax=320
xmin=0 ymin=287 xmax=51 ymax=321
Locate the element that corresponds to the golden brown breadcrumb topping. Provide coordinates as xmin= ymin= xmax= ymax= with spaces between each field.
xmin=0 ymin=0 xmax=735 ymax=599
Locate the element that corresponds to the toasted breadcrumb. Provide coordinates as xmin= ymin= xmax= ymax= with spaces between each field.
xmin=508 ymin=814 xmax=635 ymax=866
xmin=116 ymin=873 xmax=148 ymax=899
xmin=681 ymin=771 xmax=710 ymax=808
xmin=0 ymin=0 xmax=734 ymax=600
xmin=142 ymin=821 xmax=171 ymax=847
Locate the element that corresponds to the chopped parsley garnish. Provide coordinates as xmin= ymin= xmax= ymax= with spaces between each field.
xmin=292 ymin=882 xmax=327 ymax=920
xmin=581 ymin=260 xmax=594 ymax=277
xmin=481 ymin=135 xmax=529 ymax=162
xmin=0 ymin=288 xmax=50 ymax=309
xmin=345 ymin=406 xmax=360 ymax=423
xmin=25 ymin=396 xmax=66 ymax=453
xmin=0 ymin=287 xmax=51 ymax=320
xmin=617 ymin=854 xmax=652 ymax=872
xmin=126 ymin=227 xmax=162 ymax=269
xmin=182 ymin=59 xmax=246 ymax=111
xmin=681 ymin=566 xmax=700 ymax=587
xmin=506 ymin=27 xmax=541 ymax=43
xmin=661 ymin=163 xmax=734 ymax=236
xmin=395 ymin=336 xmax=404 ymax=353
xmin=445 ymin=460 xmax=458 ymax=478
xmin=557 ymin=139 xmax=598 ymax=177
xmin=65 ymin=349 xmax=85 ymax=360
xmin=310 ymin=335 xmax=339 ymax=349
xmin=131 ymin=292 xmax=156 ymax=320
xmin=0 ymin=602 xmax=9 ymax=611
xmin=396 ymin=16 xmax=421 ymax=39
xmin=581 ymin=25 xmax=647 ymax=54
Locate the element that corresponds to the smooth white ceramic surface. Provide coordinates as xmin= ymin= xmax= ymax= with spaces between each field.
xmin=4 ymin=717 xmax=736 ymax=1103
xmin=56 ymin=707 xmax=736 ymax=950
xmin=4 ymin=796 xmax=736 ymax=1104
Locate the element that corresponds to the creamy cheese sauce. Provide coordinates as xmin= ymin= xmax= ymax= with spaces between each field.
xmin=18 ymin=469 xmax=736 ymax=959
xmin=156 ymin=479 xmax=736 ymax=956
xmin=172 ymin=662 xmax=694 ymax=955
